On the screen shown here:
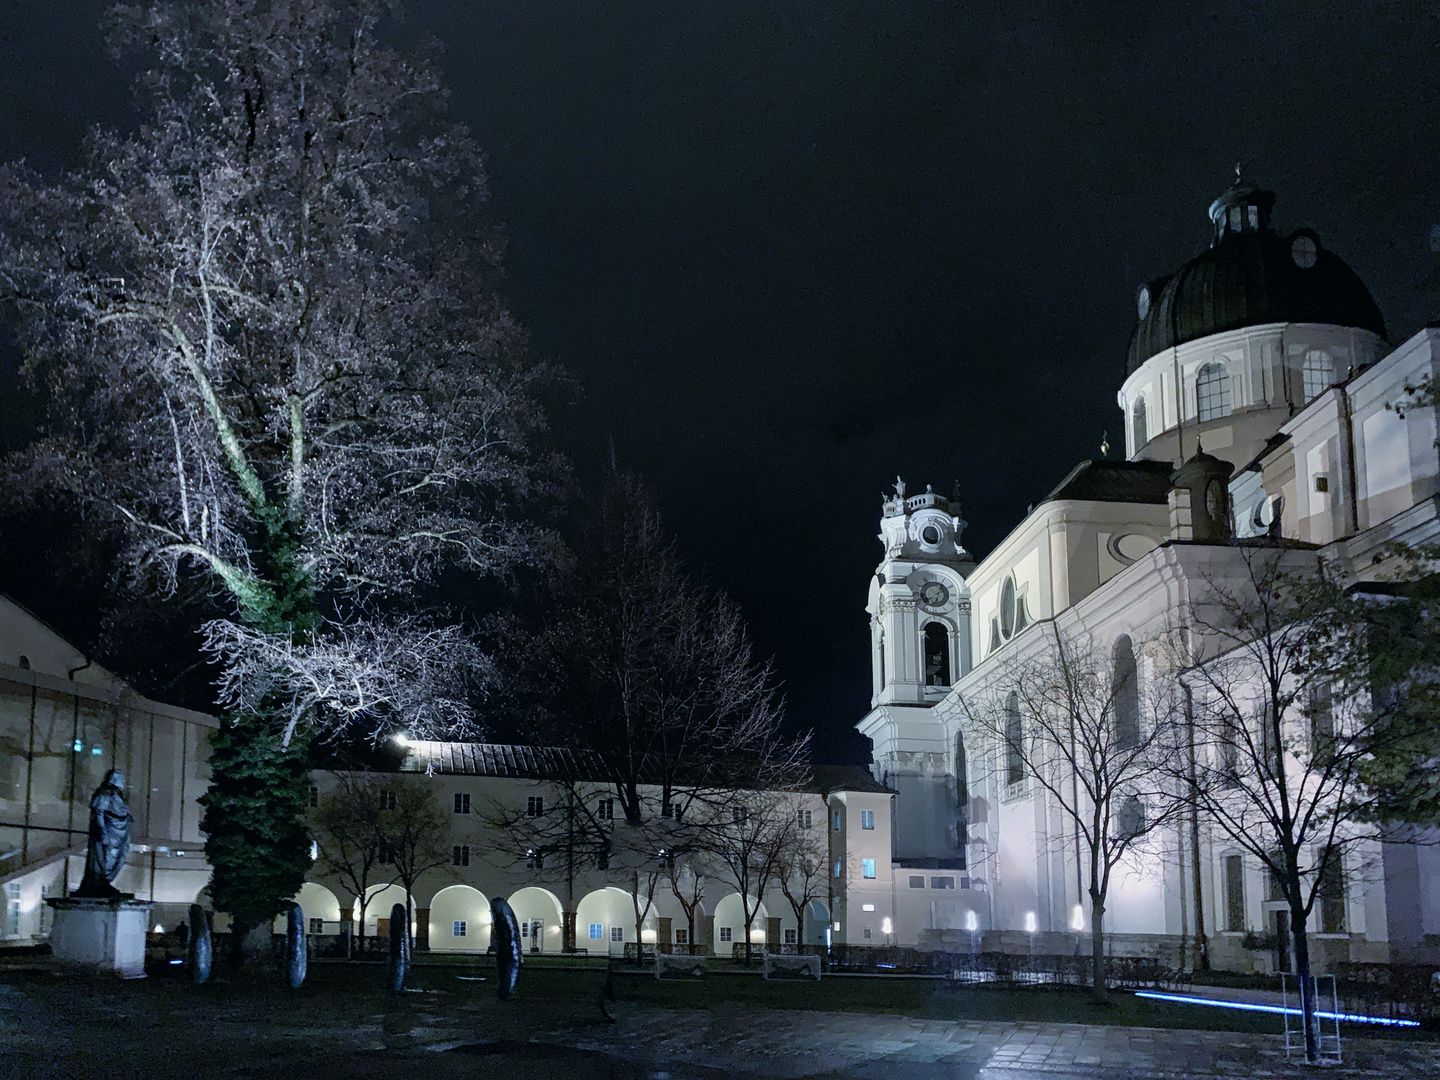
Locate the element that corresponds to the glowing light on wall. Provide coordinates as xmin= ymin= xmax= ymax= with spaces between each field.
xmin=965 ymin=911 xmax=978 ymax=932
xmin=1024 ymin=911 xmax=1037 ymax=934
xmin=1071 ymin=905 xmax=1085 ymax=931
xmin=881 ymin=918 xmax=893 ymax=935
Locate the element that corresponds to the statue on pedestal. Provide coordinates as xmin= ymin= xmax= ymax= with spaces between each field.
xmin=75 ymin=769 xmax=133 ymax=899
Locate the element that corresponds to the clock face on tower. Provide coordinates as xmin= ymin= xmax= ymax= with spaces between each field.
xmin=920 ymin=581 xmax=949 ymax=608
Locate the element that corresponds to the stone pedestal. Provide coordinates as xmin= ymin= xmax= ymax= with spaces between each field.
xmin=47 ymin=897 xmax=154 ymax=978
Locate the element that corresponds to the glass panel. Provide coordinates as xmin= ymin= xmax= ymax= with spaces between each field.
xmin=183 ymin=723 xmax=212 ymax=845
xmin=147 ymin=713 xmax=185 ymax=842
xmin=27 ymin=689 xmax=76 ymax=833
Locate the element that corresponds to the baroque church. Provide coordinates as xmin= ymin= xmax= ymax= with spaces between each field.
xmin=860 ymin=175 xmax=1440 ymax=970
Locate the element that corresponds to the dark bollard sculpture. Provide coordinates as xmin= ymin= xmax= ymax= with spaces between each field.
xmin=386 ymin=903 xmax=409 ymax=993
xmin=491 ymin=896 xmax=521 ymax=999
xmin=285 ymin=903 xmax=307 ymax=989
xmin=187 ymin=904 xmax=212 ymax=985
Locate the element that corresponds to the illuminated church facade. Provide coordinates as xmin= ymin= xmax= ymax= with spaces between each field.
xmin=858 ymin=178 xmax=1440 ymax=970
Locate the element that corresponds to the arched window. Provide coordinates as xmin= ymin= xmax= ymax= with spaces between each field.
xmin=1302 ymin=350 xmax=1333 ymax=403
xmin=954 ymin=732 xmax=969 ymax=812
xmin=1004 ymin=691 xmax=1023 ymax=787
xmin=1117 ymin=796 xmax=1145 ymax=841
xmin=1113 ymin=636 xmax=1139 ymax=749
xmin=1196 ymin=362 xmax=1232 ymax=422
xmin=1131 ymin=397 xmax=1148 ymax=452
xmin=923 ymin=623 xmax=951 ymax=687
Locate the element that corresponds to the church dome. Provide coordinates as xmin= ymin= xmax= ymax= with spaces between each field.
xmin=1125 ymin=178 xmax=1386 ymax=376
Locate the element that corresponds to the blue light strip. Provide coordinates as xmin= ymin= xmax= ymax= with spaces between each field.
xmin=1135 ymin=990 xmax=1420 ymax=1028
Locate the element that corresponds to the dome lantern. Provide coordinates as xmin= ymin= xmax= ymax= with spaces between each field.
xmin=1208 ymin=165 xmax=1276 ymax=243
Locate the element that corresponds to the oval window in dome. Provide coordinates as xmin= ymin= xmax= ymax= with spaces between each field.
xmin=1136 ymin=285 xmax=1151 ymax=319
xmin=1291 ymin=234 xmax=1318 ymax=269
xmin=921 ymin=524 xmax=941 ymax=546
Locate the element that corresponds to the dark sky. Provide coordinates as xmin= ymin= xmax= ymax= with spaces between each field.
xmin=3 ymin=2 xmax=1439 ymax=763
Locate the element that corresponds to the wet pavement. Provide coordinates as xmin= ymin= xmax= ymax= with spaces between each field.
xmin=0 ymin=965 xmax=1435 ymax=1080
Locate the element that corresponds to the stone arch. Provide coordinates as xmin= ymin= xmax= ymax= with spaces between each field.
xmin=429 ymin=884 xmax=491 ymax=952
xmin=505 ymin=886 xmax=564 ymax=954
xmin=804 ymin=898 xmax=829 ymax=948
xmin=577 ymin=886 xmax=642 ymax=952
xmin=923 ymin=622 xmax=951 ymax=687
xmin=356 ymin=883 xmax=411 ymax=937
xmin=712 ymin=892 xmax=768 ymax=948
xmin=272 ymin=881 xmax=342 ymax=933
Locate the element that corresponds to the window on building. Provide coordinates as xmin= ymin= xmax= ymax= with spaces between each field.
xmin=954 ymin=732 xmax=969 ymax=815
xmin=1318 ymin=849 xmax=1345 ymax=933
xmin=797 ymin=808 xmax=812 ymax=829
xmin=1004 ymin=691 xmax=1024 ymax=786
xmin=309 ymin=785 xmax=319 ymax=807
xmin=861 ymin=858 xmax=876 ymax=879
xmin=525 ymin=848 xmax=544 ymax=871
xmin=1224 ymin=855 xmax=1246 ymax=931
xmin=309 ymin=918 xmax=324 ymax=935
xmin=784 ymin=927 xmax=797 ymax=945
xmin=1113 ymin=636 xmax=1140 ymax=749
xmin=1220 ymin=713 xmax=1241 ymax=788
xmin=527 ymin=796 xmax=544 ymax=817
xmin=1259 ymin=702 xmax=1281 ymax=779
xmin=453 ymin=792 xmax=471 ymax=815
xmin=909 ymin=875 xmax=925 ymax=889
xmin=1302 ymin=350 xmax=1333 ymax=403
xmin=375 ymin=842 xmax=394 ymax=865
xmin=452 ymin=845 xmax=469 ymax=867
xmin=1117 ymin=796 xmax=1145 ymax=841
xmin=863 ymin=927 xmax=872 ymax=939
xmin=610 ymin=926 xmax=624 ymax=942
xmin=589 ymin=923 xmax=603 ymax=940
xmin=379 ymin=790 xmax=397 ymax=811
xmin=1308 ymin=681 xmax=1334 ymax=758
xmin=453 ymin=921 xmax=467 ymax=938
xmin=597 ymin=851 xmax=610 ymax=870
xmin=1196 ymin=362 xmax=1232 ymax=422
xmin=931 ymin=876 xmax=955 ymax=890
xmin=832 ymin=859 xmax=843 ymax=879
xmin=1132 ymin=396 xmax=1148 ymax=451
xmin=923 ymin=622 xmax=951 ymax=687
xmin=832 ymin=808 xmax=843 ymax=830
xmin=860 ymin=809 xmax=875 ymax=831
xmin=1267 ymin=859 xmax=1286 ymax=903
xmin=597 ymin=798 xmax=613 ymax=821
xmin=719 ymin=927 xmax=733 ymax=943
xmin=674 ymin=928 xmax=689 ymax=945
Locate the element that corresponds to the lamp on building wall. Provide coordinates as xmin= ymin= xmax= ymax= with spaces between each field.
xmin=1024 ymin=911 xmax=1037 ymax=956
xmin=1071 ymin=905 xmax=1085 ymax=932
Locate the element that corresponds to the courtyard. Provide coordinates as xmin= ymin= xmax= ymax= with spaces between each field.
xmin=2 ymin=958 xmax=1435 ymax=1080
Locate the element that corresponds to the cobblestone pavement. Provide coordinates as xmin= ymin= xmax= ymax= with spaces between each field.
xmin=568 ymin=1004 xmax=1440 ymax=1080
xmin=2 ymin=967 xmax=1436 ymax=1080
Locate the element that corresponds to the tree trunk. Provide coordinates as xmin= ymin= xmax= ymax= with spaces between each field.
xmin=1090 ymin=892 xmax=1108 ymax=999
xmin=1291 ymin=907 xmax=1320 ymax=1063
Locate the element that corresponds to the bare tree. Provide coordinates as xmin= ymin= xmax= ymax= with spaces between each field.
xmin=697 ymin=787 xmax=798 ymax=965
xmin=377 ymin=778 xmax=453 ymax=949
xmin=776 ymin=806 xmax=828 ymax=952
xmin=1174 ymin=547 xmax=1395 ymax=1064
xmin=512 ymin=472 xmax=804 ymax=825
xmin=959 ymin=624 xmax=1186 ymax=997
xmin=310 ymin=772 xmax=392 ymax=958
xmin=481 ymin=779 xmax=615 ymax=952
xmin=666 ymin=859 xmax=709 ymax=955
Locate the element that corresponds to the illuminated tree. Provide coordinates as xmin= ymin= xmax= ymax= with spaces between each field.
xmin=0 ymin=1 xmax=553 ymax=936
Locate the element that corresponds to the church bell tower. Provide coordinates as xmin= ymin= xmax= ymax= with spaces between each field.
xmin=858 ymin=479 xmax=975 ymax=865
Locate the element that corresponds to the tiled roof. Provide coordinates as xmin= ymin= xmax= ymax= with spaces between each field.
xmin=1040 ymin=459 xmax=1174 ymax=506
xmin=399 ymin=741 xmax=894 ymax=795
xmin=400 ymin=741 xmax=603 ymax=781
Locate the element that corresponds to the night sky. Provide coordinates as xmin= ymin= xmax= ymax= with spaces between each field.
xmin=3 ymin=2 xmax=1439 ymax=763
